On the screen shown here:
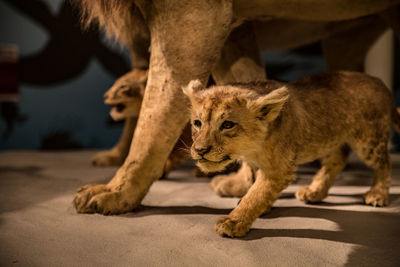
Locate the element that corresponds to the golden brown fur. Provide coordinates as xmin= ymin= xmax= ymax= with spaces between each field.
xmin=72 ymin=0 xmax=400 ymax=220
xmin=71 ymin=0 xmax=150 ymax=68
xmin=96 ymin=68 xmax=239 ymax=176
xmin=103 ymin=69 xmax=147 ymax=121
xmin=184 ymin=71 xmax=399 ymax=237
xmin=73 ymin=0 xmax=136 ymax=46
xmin=91 ymin=69 xmax=147 ymax=167
xmin=92 ymin=68 xmax=190 ymax=176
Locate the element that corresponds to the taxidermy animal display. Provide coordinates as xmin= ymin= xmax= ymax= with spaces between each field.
xmin=73 ymin=0 xmax=400 ymax=222
xmin=184 ymin=71 xmax=398 ymax=237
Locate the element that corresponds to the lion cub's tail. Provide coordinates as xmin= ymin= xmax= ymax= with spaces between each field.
xmin=392 ymin=107 xmax=400 ymax=134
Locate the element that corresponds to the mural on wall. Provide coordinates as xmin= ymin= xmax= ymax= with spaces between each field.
xmin=7 ymin=0 xmax=129 ymax=84
xmin=0 ymin=0 xmax=130 ymax=149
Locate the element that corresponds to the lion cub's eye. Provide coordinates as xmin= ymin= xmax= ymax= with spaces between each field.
xmin=193 ymin=120 xmax=202 ymax=128
xmin=220 ymin=120 xmax=236 ymax=130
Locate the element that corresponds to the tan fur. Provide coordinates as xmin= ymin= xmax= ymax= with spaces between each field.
xmin=93 ymin=16 xmax=386 ymax=173
xmin=72 ymin=0 xmax=400 ymax=219
xmin=73 ymin=0 xmax=137 ymax=47
xmin=77 ymin=1 xmax=388 ymax=172
xmin=92 ymin=68 xmax=190 ymax=176
xmin=91 ymin=69 xmax=147 ymax=167
xmin=185 ymin=71 xmax=399 ymax=237
xmin=71 ymin=0 xmax=150 ymax=68
xmin=104 ymin=69 xmax=147 ymax=121
xmin=97 ymin=70 xmax=239 ymax=177
xmin=210 ymin=161 xmax=254 ymax=197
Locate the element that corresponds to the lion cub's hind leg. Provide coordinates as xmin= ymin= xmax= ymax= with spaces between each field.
xmin=296 ymin=145 xmax=350 ymax=203
xmin=352 ymin=139 xmax=391 ymax=207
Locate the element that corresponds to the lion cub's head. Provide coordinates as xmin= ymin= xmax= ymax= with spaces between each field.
xmin=183 ymin=80 xmax=289 ymax=173
xmin=104 ymin=69 xmax=148 ymax=121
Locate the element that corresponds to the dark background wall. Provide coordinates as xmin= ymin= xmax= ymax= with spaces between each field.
xmin=0 ymin=0 xmax=131 ymax=150
xmin=0 ymin=0 xmax=397 ymax=150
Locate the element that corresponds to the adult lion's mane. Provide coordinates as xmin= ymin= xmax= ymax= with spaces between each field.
xmin=71 ymin=0 xmax=138 ymax=47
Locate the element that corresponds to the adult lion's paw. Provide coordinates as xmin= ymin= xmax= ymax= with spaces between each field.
xmin=73 ymin=184 xmax=137 ymax=215
xmin=215 ymin=216 xmax=250 ymax=237
xmin=74 ymin=184 xmax=109 ymax=213
xmin=295 ymin=185 xmax=326 ymax=203
xmin=92 ymin=150 xmax=124 ymax=167
xmin=364 ymin=189 xmax=389 ymax=207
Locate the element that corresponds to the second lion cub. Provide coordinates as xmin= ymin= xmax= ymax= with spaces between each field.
xmin=183 ymin=71 xmax=400 ymax=237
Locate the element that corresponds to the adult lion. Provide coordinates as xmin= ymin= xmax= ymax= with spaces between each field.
xmin=73 ymin=0 xmax=400 ymax=215
xmin=91 ymin=16 xmax=388 ymax=169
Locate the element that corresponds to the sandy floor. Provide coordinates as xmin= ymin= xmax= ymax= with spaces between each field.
xmin=0 ymin=150 xmax=399 ymax=266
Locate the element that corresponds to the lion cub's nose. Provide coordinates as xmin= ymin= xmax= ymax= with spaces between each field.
xmin=194 ymin=146 xmax=212 ymax=156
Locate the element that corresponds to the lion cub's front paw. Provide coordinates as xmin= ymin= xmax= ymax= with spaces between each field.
xmin=215 ymin=216 xmax=250 ymax=237
xmin=74 ymin=184 xmax=137 ymax=215
xmin=92 ymin=150 xmax=124 ymax=167
xmin=364 ymin=189 xmax=389 ymax=207
xmin=295 ymin=185 xmax=327 ymax=203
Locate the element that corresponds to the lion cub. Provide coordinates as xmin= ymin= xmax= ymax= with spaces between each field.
xmin=183 ymin=71 xmax=400 ymax=237
xmin=92 ymin=69 xmax=190 ymax=177
xmin=91 ymin=69 xmax=148 ymax=167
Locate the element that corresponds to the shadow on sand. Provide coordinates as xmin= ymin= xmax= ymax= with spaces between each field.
xmin=127 ymin=193 xmax=400 ymax=267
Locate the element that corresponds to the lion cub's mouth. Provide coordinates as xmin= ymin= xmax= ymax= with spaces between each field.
xmin=109 ymin=103 xmax=126 ymax=113
xmin=199 ymin=155 xmax=231 ymax=164
xmin=196 ymin=155 xmax=233 ymax=172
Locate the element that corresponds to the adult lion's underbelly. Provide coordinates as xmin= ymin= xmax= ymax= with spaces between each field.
xmin=233 ymin=0 xmax=399 ymax=21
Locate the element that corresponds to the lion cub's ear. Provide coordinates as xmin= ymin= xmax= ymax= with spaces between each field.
xmin=182 ymin=79 xmax=204 ymax=99
xmin=248 ymin=86 xmax=289 ymax=122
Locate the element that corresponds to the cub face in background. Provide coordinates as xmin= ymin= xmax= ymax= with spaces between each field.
xmin=91 ymin=69 xmax=148 ymax=167
xmin=184 ymin=71 xmax=398 ymax=237
xmin=104 ymin=68 xmax=148 ymax=121
xmin=95 ymin=68 xmax=192 ymax=178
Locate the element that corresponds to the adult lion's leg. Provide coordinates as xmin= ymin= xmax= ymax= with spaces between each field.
xmin=126 ymin=6 xmax=150 ymax=70
xmin=212 ymin=22 xmax=266 ymax=83
xmin=91 ymin=68 xmax=148 ymax=167
xmin=92 ymin=6 xmax=150 ymax=167
xmin=162 ymin=123 xmax=192 ymax=177
xmin=209 ymin=22 xmax=265 ymax=197
xmin=74 ymin=0 xmax=234 ymax=214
